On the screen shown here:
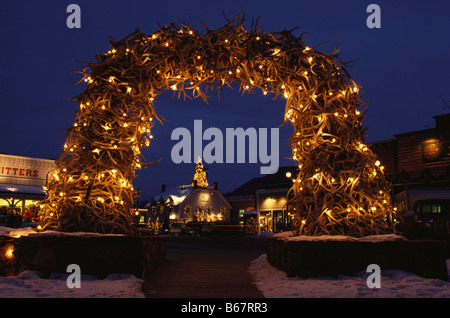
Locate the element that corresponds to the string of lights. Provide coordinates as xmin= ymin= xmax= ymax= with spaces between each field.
xmin=39 ymin=14 xmax=397 ymax=236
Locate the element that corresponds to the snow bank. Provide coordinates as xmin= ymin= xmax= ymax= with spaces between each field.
xmin=0 ymin=226 xmax=124 ymax=238
xmin=0 ymin=226 xmax=144 ymax=298
xmin=271 ymin=231 xmax=407 ymax=242
xmin=249 ymin=255 xmax=450 ymax=298
xmin=0 ymin=270 xmax=144 ymax=298
xmin=0 ymin=226 xmax=37 ymax=237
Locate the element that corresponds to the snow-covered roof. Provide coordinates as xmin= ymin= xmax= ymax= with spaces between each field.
xmin=146 ymin=185 xmax=194 ymax=207
xmin=244 ymin=209 xmax=257 ymax=215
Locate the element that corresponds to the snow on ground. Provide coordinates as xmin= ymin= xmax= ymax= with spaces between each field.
xmin=249 ymin=254 xmax=450 ymax=298
xmin=0 ymin=226 xmax=124 ymax=238
xmin=1 ymin=226 xmax=142 ymax=298
xmin=0 ymin=271 xmax=144 ymax=298
xmin=270 ymin=231 xmax=408 ymax=242
xmin=249 ymin=232 xmax=450 ymax=298
xmin=2 ymin=227 xmax=450 ymax=298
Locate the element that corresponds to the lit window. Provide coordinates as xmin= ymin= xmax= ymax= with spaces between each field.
xmin=184 ymin=206 xmax=192 ymax=219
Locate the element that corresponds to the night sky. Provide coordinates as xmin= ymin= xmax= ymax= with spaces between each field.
xmin=1 ymin=1 xmax=449 ymax=200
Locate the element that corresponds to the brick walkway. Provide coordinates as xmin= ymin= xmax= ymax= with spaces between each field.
xmin=144 ymin=236 xmax=266 ymax=298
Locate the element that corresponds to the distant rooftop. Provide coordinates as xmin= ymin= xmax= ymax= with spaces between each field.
xmin=225 ymin=166 xmax=297 ymax=197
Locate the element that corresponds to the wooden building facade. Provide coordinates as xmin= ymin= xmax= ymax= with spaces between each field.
xmin=369 ymin=113 xmax=450 ymax=211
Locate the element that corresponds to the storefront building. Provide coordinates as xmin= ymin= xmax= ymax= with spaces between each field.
xmin=0 ymin=154 xmax=55 ymax=219
xmin=143 ymin=161 xmax=232 ymax=233
xmin=369 ymin=113 xmax=450 ymax=212
xmin=256 ymin=187 xmax=293 ymax=234
xmin=226 ymin=166 xmax=296 ymax=234
xmin=146 ymin=183 xmax=231 ymax=225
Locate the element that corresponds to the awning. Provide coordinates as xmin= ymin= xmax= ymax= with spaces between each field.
xmin=0 ymin=183 xmax=46 ymax=200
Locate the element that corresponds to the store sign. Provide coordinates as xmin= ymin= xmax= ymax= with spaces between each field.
xmin=0 ymin=154 xmax=55 ymax=182
xmin=0 ymin=166 xmax=39 ymax=178
xmin=421 ymin=140 xmax=449 ymax=163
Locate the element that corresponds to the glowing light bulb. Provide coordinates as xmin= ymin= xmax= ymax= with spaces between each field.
xmin=5 ymin=247 xmax=14 ymax=259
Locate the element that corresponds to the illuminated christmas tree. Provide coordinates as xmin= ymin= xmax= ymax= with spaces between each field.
xmin=192 ymin=157 xmax=208 ymax=188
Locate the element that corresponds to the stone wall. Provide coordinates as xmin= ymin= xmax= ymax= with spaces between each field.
xmin=266 ymin=236 xmax=449 ymax=281
xmin=0 ymin=235 xmax=166 ymax=278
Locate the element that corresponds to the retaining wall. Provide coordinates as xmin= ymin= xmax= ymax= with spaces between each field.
xmin=0 ymin=235 xmax=166 ymax=278
xmin=266 ymin=235 xmax=449 ymax=281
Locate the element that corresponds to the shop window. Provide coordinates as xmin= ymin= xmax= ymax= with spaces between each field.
xmin=206 ymin=206 xmax=213 ymax=222
xmin=423 ymin=203 xmax=441 ymax=214
xmin=0 ymin=198 xmax=22 ymax=215
xmin=396 ymin=201 xmax=406 ymax=212
xmin=184 ymin=205 xmax=192 ymax=219
xmin=24 ymin=200 xmax=37 ymax=219
xmin=273 ymin=210 xmax=284 ymax=233
xmin=0 ymin=199 xmax=10 ymax=214
xmin=259 ymin=211 xmax=272 ymax=233
xmin=196 ymin=206 xmax=205 ymax=221
xmin=219 ymin=207 xmax=227 ymax=220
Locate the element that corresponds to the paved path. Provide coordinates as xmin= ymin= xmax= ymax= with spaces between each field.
xmin=144 ymin=236 xmax=266 ymax=298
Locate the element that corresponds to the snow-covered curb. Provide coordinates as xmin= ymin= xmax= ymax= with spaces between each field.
xmin=0 ymin=270 xmax=144 ymax=298
xmin=249 ymin=254 xmax=450 ymax=298
xmin=271 ymin=231 xmax=408 ymax=242
xmin=0 ymin=226 xmax=145 ymax=298
xmin=0 ymin=226 xmax=125 ymax=238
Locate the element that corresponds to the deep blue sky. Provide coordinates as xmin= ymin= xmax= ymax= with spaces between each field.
xmin=1 ymin=1 xmax=449 ymax=199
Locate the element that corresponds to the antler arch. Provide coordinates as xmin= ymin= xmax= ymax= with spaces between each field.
xmin=39 ymin=14 xmax=396 ymax=236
